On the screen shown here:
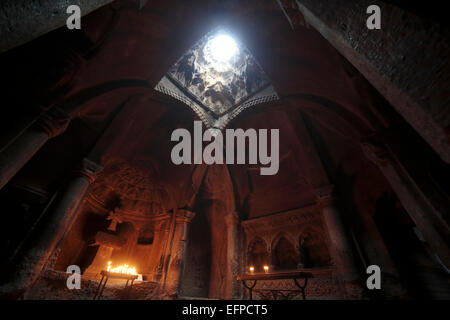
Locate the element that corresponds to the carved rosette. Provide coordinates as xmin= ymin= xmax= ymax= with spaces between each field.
xmin=35 ymin=107 xmax=71 ymax=138
xmin=75 ymin=158 xmax=103 ymax=184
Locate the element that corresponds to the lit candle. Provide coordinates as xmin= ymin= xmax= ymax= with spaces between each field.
xmin=249 ymin=266 xmax=255 ymax=274
xmin=106 ymin=261 xmax=138 ymax=275
xmin=263 ymin=265 xmax=269 ymax=273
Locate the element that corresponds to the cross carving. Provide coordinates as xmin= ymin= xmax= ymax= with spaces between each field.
xmin=106 ymin=209 xmax=123 ymax=232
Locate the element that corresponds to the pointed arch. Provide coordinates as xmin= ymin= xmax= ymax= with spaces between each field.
xmin=298 ymin=227 xmax=331 ymax=268
xmin=271 ymin=232 xmax=298 ymax=271
xmin=247 ymin=237 xmax=270 ymax=273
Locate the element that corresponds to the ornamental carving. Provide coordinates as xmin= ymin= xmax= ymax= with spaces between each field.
xmin=87 ymin=157 xmax=170 ymax=218
xmin=35 ymin=107 xmax=71 ymax=138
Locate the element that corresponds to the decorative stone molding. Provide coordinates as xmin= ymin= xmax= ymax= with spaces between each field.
xmin=75 ymin=158 xmax=103 ymax=183
xmin=155 ymin=217 xmax=171 ymax=232
xmin=360 ymin=140 xmax=391 ymax=168
xmin=87 ymin=157 xmax=169 ymax=217
xmin=242 ymin=206 xmax=330 ymax=276
xmin=242 ymin=205 xmax=320 ymax=236
xmin=248 ymin=268 xmax=345 ymax=299
xmin=248 ymin=236 xmax=269 ymax=250
xmin=175 ymin=209 xmax=196 ymax=224
xmin=35 ymin=107 xmax=71 ymax=138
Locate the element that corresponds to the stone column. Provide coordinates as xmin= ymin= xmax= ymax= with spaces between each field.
xmin=361 ymin=140 xmax=450 ymax=269
xmin=296 ymin=0 xmax=450 ymax=163
xmin=315 ymin=185 xmax=362 ymax=299
xmin=297 ymin=236 xmax=306 ymax=268
xmin=225 ymin=211 xmax=241 ymax=299
xmin=356 ymin=205 xmax=407 ymax=298
xmin=0 ymin=158 xmax=102 ymax=299
xmin=0 ymin=107 xmax=70 ymax=190
xmin=154 ymin=217 xmax=172 ymax=283
xmin=164 ymin=209 xmax=195 ymax=298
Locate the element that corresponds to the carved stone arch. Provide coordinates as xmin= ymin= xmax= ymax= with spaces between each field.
xmin=271 ymin=231 xmax=296 ymax=252
xmin=298 ymin=226 xmax=324 ymax=245
xmin=247 ymin=237 xmax=270 ymax=273
xmin=271 ymin=232 xmax=298 ymax=271
xmin=89 ymin=156 xmax=171 ymax=217
xmin=248 ymin=236 xmax=268 ymax=252
xmin=180 ymin=163 xmax=208 ymax=210
xmin=298 ymin=226 xmax=331 ymax=268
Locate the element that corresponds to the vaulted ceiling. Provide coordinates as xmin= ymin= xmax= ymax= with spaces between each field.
xmin=2 ymin=0 xmax=404 ymax=223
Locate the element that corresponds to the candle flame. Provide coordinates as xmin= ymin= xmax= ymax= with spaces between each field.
xmin=106 ymin=261 xmax=137 ymax=275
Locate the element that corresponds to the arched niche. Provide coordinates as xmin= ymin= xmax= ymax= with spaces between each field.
xmin=247 ymin=237 xmax=269 ymax=272
xmin=137 ymin=225 xmax=154 ymax=245
xmin=299 ymin=229 xmax=331 ymax=268
xmin=271 ymin=234 xmax=298 ymax=271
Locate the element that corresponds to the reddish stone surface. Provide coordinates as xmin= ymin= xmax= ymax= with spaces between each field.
xmin=0 ymin=0 xmax=448 ymax=300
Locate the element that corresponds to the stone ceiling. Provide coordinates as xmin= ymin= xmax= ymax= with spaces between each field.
xmin=155 ymin=28 xmax=278 ymax=129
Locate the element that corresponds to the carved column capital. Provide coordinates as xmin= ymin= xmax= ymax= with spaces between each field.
xmin=75 ymin=158 xmax=103 ymax=183
xmin=225 ymin=211 xmax=240 ymax=226
xmin=313 ymin=184 xmax=336 ymax=207
xmin=175 ymin=209 xmax=195 ymax=224
xmin=155 ymin=217 xmax=171 ymax=232
xmin=360 ymin=140 xmax=391 ymax=167
xmin=35 ymin=107 xmax=71 ymax=138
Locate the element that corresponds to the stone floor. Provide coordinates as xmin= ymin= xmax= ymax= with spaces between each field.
xmin=24 ymin=270 xmax=160 ymax=300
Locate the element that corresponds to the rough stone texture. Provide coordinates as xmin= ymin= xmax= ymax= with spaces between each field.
xmin=1 ymin=0 xmax=448 ymax=300
xmin=296 ymin=0 xmax=450 ymax=163
xmin=0 ymin=0 xmax=115 ymax=53
xmin=0 ymin=107 xmax=71 ymax=190
xmin=361 ymin=137 xmax=450 ymax=268
xmin=0 ymin=158 xmax=102 ymax=298
xmin=247 ymin=269 xmax=345 ymax=300
xmin=25 ymin=270 xmax=159 ymax=300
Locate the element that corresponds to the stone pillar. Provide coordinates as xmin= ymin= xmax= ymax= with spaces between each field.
xmin=154 ymin=218 xmax=172 ymax=283
xmin=0 ymin=158 xmax=102 ymax=298
xmin=297 ymin=236 xmax=306 ymax=268
xmin=361 ymin=140 xmax=450 ymax=269
xmin=356 ymin=205 xmax=407 ymax=298
xmin=315 ymin=185 xmax=362 ymax=299
xmin=225 ymin=211 xmax=241 ymax=299
xmin=164 ymin=209 xmax=195 ymax=298
xmin=296 ymin=0 xmax=450 ymax=163
xmin=0 ymin=107 xmax=70 ymax=190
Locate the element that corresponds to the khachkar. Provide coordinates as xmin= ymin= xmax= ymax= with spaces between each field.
xmin=314 ymin=185 xmax=363 ymax=299
xmin=225 ymin=211 xmax=241 ymax=299
xmin=164 ymin=209 xmax=195 ymax=298
xmin=0 ymin=158 xmax=102 ymax=299
xmin=0 ymin=107 xmax=71 ymax=190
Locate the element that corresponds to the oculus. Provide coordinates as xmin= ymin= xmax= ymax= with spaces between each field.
xmin=155 ymin=29 xmax=278 ymax=129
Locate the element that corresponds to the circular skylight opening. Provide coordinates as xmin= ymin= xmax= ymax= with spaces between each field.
xmin=208 ymin=34 xmax=239 ymax=62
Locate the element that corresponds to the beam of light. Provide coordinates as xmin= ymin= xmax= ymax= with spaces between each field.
xmin=208 ymin=34 xmax=238 ymax=62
